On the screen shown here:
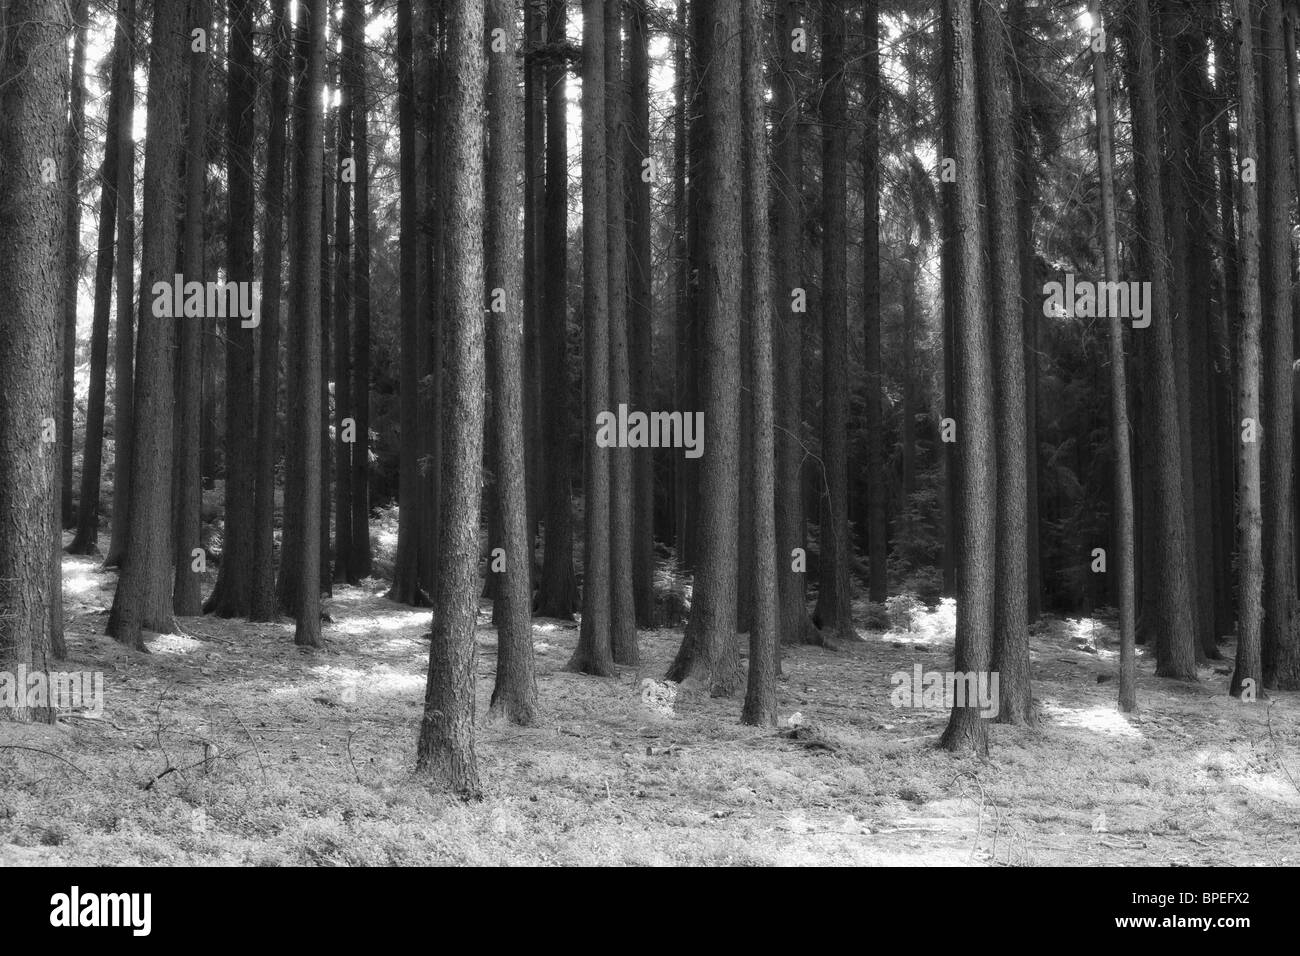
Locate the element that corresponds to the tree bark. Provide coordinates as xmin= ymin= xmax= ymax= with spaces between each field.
xmin=61 ymin=0 xmax=87 ymax=531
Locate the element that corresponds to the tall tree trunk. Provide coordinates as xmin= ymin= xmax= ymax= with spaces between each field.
xmin=741 ymin=0 xmax=778 ymax=727
xmin=627 ymin=0 xmax=656 ymax=628
xmin=320 ymin=39 xmax=336 ymax=598
xmin=333 ymin=15 xmax=354 ymax=585
xmin=1231 ymin=0 xmax=1264 ymax=699
xmin=416 ymin=0 xmax=487 ymax=797
xmin=1091 ymin=0 xmax=1137 ymax=712
xmin=252 ymin=0 xmax=291 ymax=621
xmin=938 ymin=0 xmax=994 ymax=754
xmin=206 ymin=0 xmax=258 ymax=618
xmin=0 ymin=0 xmax=70 ymax=719
xmin=61 ymin=0 xmax=87 ymax=531
xmin=665 ymin=0 xmax=743 ymax=692
xmin=70 ymin=1 xmax=131 ymax=555
xmin=979 ymin=0 xmax=1032 ymax=725
xmin=1260 ymin=0 xmax=1300 ymax=687
xmin=1122 ymin=0 xmax=1197 ymax=680
xmin=813 ymin=0 xmax=855 ymax=645
xmin=772 ymin=0 xmax=819 ymax=645
xmin=863 ymin=0 xmax=886 ymax=605
xmin=486 ymin=0 xmax=538 ymax=725
xmin=286 ymin=0 xmax=326 ymax=646
xmin=567 ymin=0 xmax=616 ymax=677
xmin=107 ymin=0 xmax=188 ymax=649
xmin=174 ymin=0 xmax=210 ymax=617
xmin=347 ymin=0 xmax=373 ymax=579
xmin=388 ymin=0 xmax=427 ymax=606
xmin=606 ymin=0 xmax=638 ymax=666
xmin=535 ymin=0 xmax=578 ymax=619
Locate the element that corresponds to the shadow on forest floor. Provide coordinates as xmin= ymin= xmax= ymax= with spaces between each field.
xmin=2 ymin=548 xmax=1297 ymax=865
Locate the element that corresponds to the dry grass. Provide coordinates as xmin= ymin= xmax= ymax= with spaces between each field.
xmin=2 ymin=555 xmax=1298 ymax=866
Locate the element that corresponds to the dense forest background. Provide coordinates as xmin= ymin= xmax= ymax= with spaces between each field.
xmin=1 ymin=0 xmax=1298 ymax=825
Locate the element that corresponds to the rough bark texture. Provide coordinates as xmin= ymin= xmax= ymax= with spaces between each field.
xmin=0 ymin=0 xmax=69 ymax=719
xmin=174 ymin=0 xmax=210 ymax=617
xmin=863 ymin=0 xmax=887 ymax=606
xmin=665 ymin=0 xmax=743 ymax=694
xmin=347 ymin=0 xmax=373 ymax=580
xmin=486 ymin=0 xmax=538 ymax=725
xmin=107 ymin=0 xmax=188 ymax=648
xmin=978 ymin=0 xmax=1032 ymax=725
xmin=252 ymin=0 xmax=291 ymax=621
xmin=416 ymin=0 xmax=487 ymax=797
xmin=938 ymin=0 xmax=993 ymax=755
xmin=535 ymin=0 xmax=578 ymax=619
xmin=333 ymin=9 xmax=355 ymax=585
xmin=1231 ymin=0 xmax=1263 ymax=699
xmin=741 ymin=0 xmax=778 ymax=727
xmin=61 ymin=0 xmax=87 ymax=531
xmin=567 ymin=0 xmax=616 ymax=678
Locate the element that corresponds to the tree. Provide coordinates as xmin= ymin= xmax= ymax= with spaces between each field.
xmin=665 ymin=0 xmax=743 ymax=693
xmin=1090 ymin=0 xmax=1136 ymax=712
xmin=174 ymin=0 xmax=210 ymax=617
xmin=333 ymin=0 xmax=355 ymax=585
xmin=606 ymin=0 xmax=638 ymax=667
xmin=70 ymin=0 xmax=133 ymax=555
xmin=486 ymin=0 xmax=538 ymax=725
xmin=813 ymin=0 xmax=855 ymax=646
xmin=535 ymin=0 xmax=578 ymax=619
xmin=862 ymin=0 xmax=887 ymax=606
xmin=626 ymin=0 xmax=656 ymax=627
xmin=416 ymin=0 xmax=487 ymax=796
xmin=938 ymin=0 xmax=994 ymax=755
xmin=1260 ymin=0 xmax=1300 ymax=688
xmin=252 ymin=0 xmax=292 ymax=621
xmin=977 ymin=0 xmax=1031 ymax=724
xmin=772 ymin=0 xmax=820 ymax=646
xmin=0 ymin=0 xmax=70 ymax=719
xmin=285 ymin=0 xmax=327 ymax=646
xmin=567 ymin=0 xmax=616 ymax=677
xmin=347 ymin=0 xmax=373 ymax=580
xmin=206 ymin=0 xmax=259 ymax=618
xmin=106 ymin=0 xmax=189 ymax=649
xmin=61 ymin=0 xmax=88 ymax=531
xmin=741 ymin=0 xmax=778 ymax=727
xmin=1122 ymin=0 xmax=1196 ymax=680
xmin=388 ymin=0 xmax=426 ymax=607
xmin=1230 ymin=0 xmax=1263 ymax=700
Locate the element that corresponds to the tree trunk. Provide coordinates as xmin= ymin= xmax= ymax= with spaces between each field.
xmin=665 ymin=0 xmax=743 ymax=693
xmin=1091 ymin=0 xmax=1137 ymax=712
xmin=347 ymin=0 xmax=373 ymax=580
xmin=107 ymin=0 xmax=188 ymax=649
xmin=1122 ymin=0 xmax=1197 ymax=680
xmin=938 ymin=0 xmax=994 ymax=755
xmin=863 ymin=0 xmax=886 ymax=605
xmin=416 ymin=0 xmax=487 ymax=797
xmin=252 ymin=0 xmax=291 ymax=621
xmin=61 ymin=0 xmax=87 ymax=531
xmin=1231 ymin=0 xmax=1264 ymax=699
xmin=333 ymin=15 xmax=354 ymax=585
xmin=627 ymin=0 xmax=656 ymax=628
xmin=535 ymin=0 xmax=578 ymax=619
xmin=567 ymin=0 xmax=616 ymax=677
xmin=741 ymin=0 xmax=778 ymax=727
xmin=486 ymin=0 xmax=538 ymax=725
xmin=0 ymin=0 xmax=69 ymax=720
xmin=813 ymin=0 xmax=855 ymax=645
xmin=70 ymin=1 xmax=131 ymax=555
xmin=606 ymin=0 xmax=639 ymax=667
xmin=287 ymin=0 xmax=327 ymax=646
xmin=174 ymin=0 xmax=209 ymax=618
xmin=206 ymin=0 xmax=258 ymax=618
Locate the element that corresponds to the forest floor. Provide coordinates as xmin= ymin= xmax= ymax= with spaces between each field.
xmin=2 ymin=545 xmax=1299 ymax=865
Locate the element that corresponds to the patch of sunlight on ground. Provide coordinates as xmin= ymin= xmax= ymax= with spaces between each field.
xmin=882 ymin=598 xmax=956 ymax=647
xmin=329 ymin=608 xmax=430 ymax=636
xmin=307 ymin=664 xmax=424 ymax=696
xmin=1039 ymin=699 xmax=1142 ymax=737
xmin=63 ymin=569 xmax=101 ymax=597
xmin=147 ymin=633 xmax=203 ymax=654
